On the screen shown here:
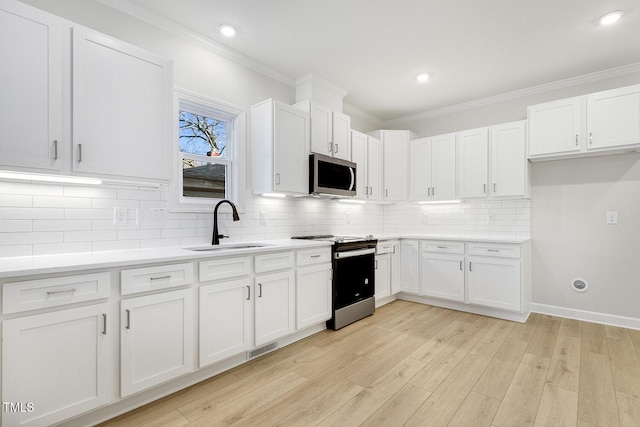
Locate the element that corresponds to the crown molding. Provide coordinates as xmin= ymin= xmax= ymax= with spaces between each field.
xmin=342 ymin=103 xmax=384 ymax=127
xmin=385 ymin=61 xmax=640 ymax=127
xmin=97 ymin=0 xmax=295 ymax=88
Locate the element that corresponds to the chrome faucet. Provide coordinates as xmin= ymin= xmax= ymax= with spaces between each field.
xmin=212 ymin=199 xmax=240 ymax=245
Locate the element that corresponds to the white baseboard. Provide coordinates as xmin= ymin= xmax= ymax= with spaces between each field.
xmin=531 ymin=303 xmax=640 ymax=331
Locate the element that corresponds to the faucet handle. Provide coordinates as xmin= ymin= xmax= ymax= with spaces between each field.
xmin=218 ymin=234 xmax=229 ymax=239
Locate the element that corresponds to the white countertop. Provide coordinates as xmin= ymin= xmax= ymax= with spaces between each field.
xmin=0 ymin=239 xmax=332 ymax=279
xmin=375 ymin=234 xmax=531 ymax=244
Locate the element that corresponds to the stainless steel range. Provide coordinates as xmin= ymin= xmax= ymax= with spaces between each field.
xmin=292 ymin=235 xmax=377 ymax=330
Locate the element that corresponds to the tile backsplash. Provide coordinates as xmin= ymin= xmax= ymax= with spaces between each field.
xmin=0 ymin=181 xmax=529 ymax=257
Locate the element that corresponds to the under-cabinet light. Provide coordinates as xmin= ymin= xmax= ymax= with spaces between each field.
xmin=337 ymin=199 xmax=366 ymax=204
xmin=262 ymin=192 xmax=286 ymax=198
xmin=418 ymin=200 xmax=461 ymax=205
xmin=0 ymin=171 xmax=102 ymax=185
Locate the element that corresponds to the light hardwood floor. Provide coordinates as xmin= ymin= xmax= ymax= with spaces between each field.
xmin=99 ymin=301 xmax=640 ymax=427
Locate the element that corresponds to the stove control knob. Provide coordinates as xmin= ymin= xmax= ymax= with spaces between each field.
xmin=364 ymin=278 xmax=369 ymax=284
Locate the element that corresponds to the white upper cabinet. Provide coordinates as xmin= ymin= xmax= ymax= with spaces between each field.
xmin=252 ymin=99 xmax=310 ymax=196
xmin=409 ymin=133 xmax=456 ymax=201
xmin=296 ymin=101 xmax=351 ymax=161
xmin=369 ymin=130 xmax=413 ymax=202
xmin=528 ymin=97 xmax=583 ymax=157
xmin=491 ymin=121 xmax=527 ymax=198
xmin=351 ymin=130 xmax=382 ymax=201
xmin=528 ymin=84 xmax=640 ymax=160
xmin=457 ymin=127 xmax=489 ymax=198
xmin=72 ymin=27 xmax=173 ymax=181
xmin=0 ymin=1 xmax=62 ymax=172
xmin=587 ymin=85 xmax=640 ymax=150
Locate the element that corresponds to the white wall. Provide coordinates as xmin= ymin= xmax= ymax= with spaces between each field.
xmin=531 ymin=153 xmax=640 ymax=321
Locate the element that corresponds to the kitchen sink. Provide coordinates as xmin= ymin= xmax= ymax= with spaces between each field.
xmin=185 ymin=243 xmax=275 ymax=251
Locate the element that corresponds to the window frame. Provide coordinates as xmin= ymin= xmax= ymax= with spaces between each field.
xmin=171 ymin=89 xmax=246 ymax=212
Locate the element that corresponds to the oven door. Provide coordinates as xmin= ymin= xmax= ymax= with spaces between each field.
xmin=333 ymin=248 xmax=375 ymax=310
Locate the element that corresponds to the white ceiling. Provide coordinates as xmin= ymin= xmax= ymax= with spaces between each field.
xmin=106 ymin=0 xmax=640 ymax=122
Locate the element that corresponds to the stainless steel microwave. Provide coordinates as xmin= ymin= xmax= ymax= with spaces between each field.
xmin=309 ymin=153 xmax=356 ymax=197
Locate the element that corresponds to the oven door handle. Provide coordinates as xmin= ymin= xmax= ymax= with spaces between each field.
xmin=334 ymin=248 xmax=376 ymax=259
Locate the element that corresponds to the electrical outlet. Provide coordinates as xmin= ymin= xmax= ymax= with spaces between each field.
xmin=113 ymin=207 xmax=128 ymax=226
xmin=606 ymin=211 xmax=618 ymax=225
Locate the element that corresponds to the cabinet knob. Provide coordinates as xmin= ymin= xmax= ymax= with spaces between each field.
xmin=575 ymin=134 xmax=579 ymax=146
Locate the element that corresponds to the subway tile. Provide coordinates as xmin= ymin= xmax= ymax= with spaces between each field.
xmin=64 ymin=230 xmax=117 ymax=242
xmin=0 ymin=194 xmax=33 ymax=207
xmin=33 ymin=242 xmax=92 ymax=256
xmin=33 ymin=196 xmax=91 ymax=209
xmin=0 ymin=220 xmax=32 ymax=233
xmin=33 ymin=220 xmax=92 ymax=232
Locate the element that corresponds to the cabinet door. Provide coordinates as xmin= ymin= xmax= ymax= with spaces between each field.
xmin=528 ymin=97 xmax=583 ymax=157
xmin=467 ymin=257 xmax=521 ymax=311
xmin=375 ymin=253 xmax=391 ymax=300
xmin=255 ymin=270 xmax=295 ymax=346
xmin=383 ymin=131 xmax=409 ymax=201
xmin=273 ymin=102 xmax=310 ymax=194
xmin=367 ymin=136 xmax=383 ymax=201
xmin=199 ymin=279 xmax=252 ymax=367
xmin=587 ymin=85 xmax=640 ymax=150
xmin=390 ymin=241 xmax=401 ymax=295
xmin=400 ymin=240 xmax=420 ymax=294
xmin=430 ymin=133 xmax=457 ymax=200
xmin=409 ymin=138 xmax=431 ymax=201
xmin=332 ymin=111 xmax=351 ymax=161
xmin=458 ymin=128 xmax=489 ymax=198
xmin=72 ymin=27 xmax=172 ymax=181
xmin=121 ymin=289 xmax=195 ymax=397
xmin=351 ymin=131 xmax=368 ymax=200
xmin=491 ymin=121 xmax=526 ymax=197
xmin=0 ymin=1 xmax=62 ymax=171
xmin=2 ymin=304 xmax=110 ymax=427
xmin=310 ymin=103 xmax=332 ymax=156
xmin=420 ymin=252 xmax=465 ymax=302
xmin=296 ymin=264 xmax=332 ymax=329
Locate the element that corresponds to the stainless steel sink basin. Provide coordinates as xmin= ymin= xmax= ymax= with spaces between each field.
xmin=185 ymin=243 xmax=275 ymax=251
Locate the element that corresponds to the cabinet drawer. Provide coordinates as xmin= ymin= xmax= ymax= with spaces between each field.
xmin=297 ymin=248 xmax=331 ymax=266
xmin=255 ymin=251 xmax=294 ymax=273
xmin=3 ymin=272 xmax=111 ymax=314
xmin=376 ymin=241 xmax=397 ymax=255
xmin=467 ymin=242 xmax=521 ymax=258
xmin=199 ymin=256 xmax=251 ymax=282
xmin=421 ymin=240 xmax=464 ymax=254
xmin=121 ymin=263 xmax=194 ymax=295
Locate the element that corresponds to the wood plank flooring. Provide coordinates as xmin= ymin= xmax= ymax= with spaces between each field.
xmin=99 ymin=301 xmax=640 ymax=427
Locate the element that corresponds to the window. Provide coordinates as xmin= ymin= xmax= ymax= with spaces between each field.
xmin=178 ymin=97 xmax=235 ymax=202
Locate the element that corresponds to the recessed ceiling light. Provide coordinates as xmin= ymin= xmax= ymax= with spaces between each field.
xmin=416 ymin=73 xmax=430 ymax=83
xmin=219 ymin=24 xmax=236 ymax=37
xmin=598 ymin=10 xmax=624 ymax=25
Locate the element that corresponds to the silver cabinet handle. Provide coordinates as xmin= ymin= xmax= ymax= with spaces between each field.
xmin=428 ymin=187 xmax=431 ymax=196
xmin=103 ymin=313 xmax=107 ymax=335
xmin=392 ymin=245 xmax=396 ymax=254
xmin=469 ymin=262 xmax=472 ymax=272
xmin=310 ymin=254 xmax=321 ymax=258
xmin=575 ymin=134 xmax=579 ymax=146
xmin=487 ymin=249 xmax=500 ymax=252
xmin=375 ymin=260 xmax=378 ymax=269
xmin=150 ymin=275 xmax=171 ymax=281
xmin=246 ymin=285 xmax=251 ymax=300
xmin=258 ymin=283 xmax=262 ymax=297
xmin=328 ymin=142 xmax=333 ymax=153
xmin=77 ymin=144 xmax=83 ymax=162
xmin=483 ymin=184 xmax=486 ymax=194
xmin=125 ymin=309 xmax=131 ymax=329
xmin=437 ymin=245 xmax=448 ymax=249
xmin=385 ymin=189 xmax=388 ymax=197
xmin=334 ymin=144 xmax=339 ymax=153
xmin=459 ymin=261 xmax=463 ymax=271
xmin=47 ymin=288 xmax=76 ymax=295
xmin=589 ymin=132 xmax=593 ymax=145
xmin=432 ymin=187 xmax=435 ymax=196
xmin=53 ymin=140 xmax=58 ymax=160
xmin=275 ymin=173 xmax=280 ymax=185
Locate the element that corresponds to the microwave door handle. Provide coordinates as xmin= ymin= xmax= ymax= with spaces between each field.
xmin=349 ymin=167 xmax=355 ymax=191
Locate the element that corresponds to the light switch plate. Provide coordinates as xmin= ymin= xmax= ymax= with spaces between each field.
xmin=606 ymin=211 xmax=618 ymax=225
xmin=113 ymin=207 xmax=128 ymax=226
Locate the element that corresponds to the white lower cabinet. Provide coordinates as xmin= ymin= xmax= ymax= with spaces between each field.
xmin=375 ymin=253 xmax=391 ymax=300
xmin=2 ymin=303 xmax=111 ymax=427
xmin=467 ymin=256 xmax=521 ymax=311
xmin=199 ymin=278 xmax=252 ymax=367
xmin=120 ymin=288 xmax=195 ymax=397
xmin=400 ymin=240 xmax=420 ymax=294
xmin=420 ymin=251 xmax=465 ymax=302
xmin=296 ymin=263 xmax=332 ymax=329
xmin=254 ymin=270 xmax=295 ymax=346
